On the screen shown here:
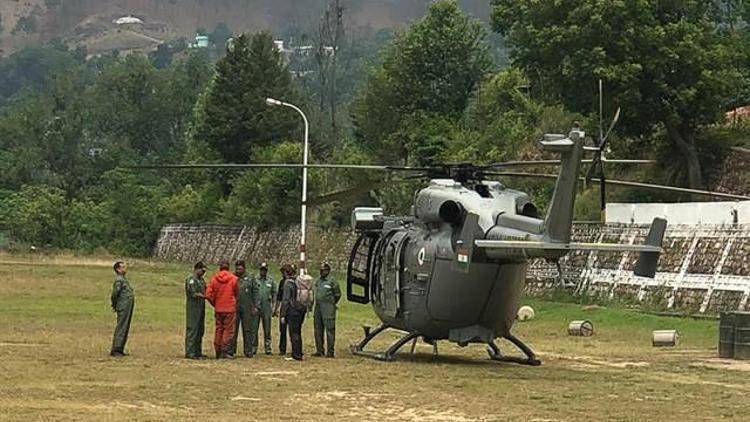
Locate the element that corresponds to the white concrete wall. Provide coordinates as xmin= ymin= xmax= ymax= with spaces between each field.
xmin=607 ymin=201 xmax=750 ymax=225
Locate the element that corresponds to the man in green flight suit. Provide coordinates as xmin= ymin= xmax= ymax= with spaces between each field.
xmin=312 ymin=262 xmax=341 ymax=358
xmin=185 ymin=261 xmax=208 ymax=359
xmin=110 ymin=261 xmax=135 ymax=357
xmin=228 ymin=260 xmax=259 ymax=358
xmin=250 ymin=262 xmax=276 ymax=355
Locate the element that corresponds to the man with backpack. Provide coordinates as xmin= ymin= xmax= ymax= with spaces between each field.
xmin=279 ymin=264 xmax=313 ymax=361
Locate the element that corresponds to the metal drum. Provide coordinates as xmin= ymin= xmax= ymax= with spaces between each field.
xmin=568 ymin=320 xmax=594 ymax=337
xmin=719 ymin=312 xmax=735 ymax=359
xmin=734 ymin=312 xmax=750 ymax=360
xmin=652 ymin=330 xmax=679 ymax=347
xmin=517 ymin=305 xmax=536 ymax=321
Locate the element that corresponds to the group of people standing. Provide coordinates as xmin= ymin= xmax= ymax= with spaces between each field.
xmin=109 ymin=259 xmax=342 ymax=361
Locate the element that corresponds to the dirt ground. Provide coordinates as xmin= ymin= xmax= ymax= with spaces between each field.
xmin=0 ymin=255 xmax=748 ymax=421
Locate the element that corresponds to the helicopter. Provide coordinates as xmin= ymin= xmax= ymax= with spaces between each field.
xmin=134 ymin=124 xmax=750 ymax=366
xmin=343 ymin=127 xmax=668 ymax=366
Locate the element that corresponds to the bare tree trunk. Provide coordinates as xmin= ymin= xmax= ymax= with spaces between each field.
xmin=667 ymin=125 xmax=704 ymax=194
xmin=329 ymin=0 xmax=344 ymax=146
xmin=316 ymin=15 xmax=328 ymax=139
xmin=314 ymin=0 xmax=346 ymax=150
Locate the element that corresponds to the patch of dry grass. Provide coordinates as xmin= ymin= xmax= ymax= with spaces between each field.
xmin=0 ymin=256 xmax=748 ymax=421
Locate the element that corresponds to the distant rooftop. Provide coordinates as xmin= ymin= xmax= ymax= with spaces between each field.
xmin=113 ymin=16 xmax=144 ymax=25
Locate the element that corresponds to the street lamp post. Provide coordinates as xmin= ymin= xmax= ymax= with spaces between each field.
xmin=265 ymin=97 xmax=309 ymax=275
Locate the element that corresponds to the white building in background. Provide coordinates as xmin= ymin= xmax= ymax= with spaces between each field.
xmin=607 ymin=201 xmax=750 ymax=225
xmin=113 ymin=16 xmax=144 ymax=25
xmin=189 ymin=34 xmax=209 ymax=49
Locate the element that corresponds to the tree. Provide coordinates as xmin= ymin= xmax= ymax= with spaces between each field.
xmin=352 ymin=0 xmax=492 ymax=164
xmin=85 ymin=54 xmax=180 ymax=161
xmin=164 ymin=50 xmax=213 ymax=160
xmin=219 ymin=142 xmax=320 ymax=226
xmin=210 ymin=22 xmax=233 ymax=54
xmin=188 ymin=32 xmax=299 ymax=164
xmin=443 ymin=68 xmax=543 ymax=164
xmin=0 ymin=45 xmax=80 ymax=106
xmin=491 ymin=0 xmax=742 ymax=189
xmin=149 ymin=43 xmax=174 ymax=69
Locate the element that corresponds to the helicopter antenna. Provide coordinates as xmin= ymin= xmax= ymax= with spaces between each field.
xmin=598 ymin=79 xmax=605 ymax=223
xmin=599 ymin=79 xmax=604 ymax=152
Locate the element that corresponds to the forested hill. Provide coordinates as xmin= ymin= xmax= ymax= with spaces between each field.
xmin=0 ymin=0 xmax=490 ymax=56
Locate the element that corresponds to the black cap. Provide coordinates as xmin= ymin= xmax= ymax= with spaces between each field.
xmin=194 ymin=261 xmax=207 ymax=270
xmin=320 ymin=262 xmax=331 ymax=270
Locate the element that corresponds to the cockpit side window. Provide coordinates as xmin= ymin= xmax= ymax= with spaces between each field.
xmin=475 ymin=184 xmax=492 ymax=198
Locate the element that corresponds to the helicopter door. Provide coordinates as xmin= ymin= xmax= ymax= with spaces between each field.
xmin=347 ymin=233 xmax=379 ymax=304
xmin=378 ymin=230 xmax=408 ymax=318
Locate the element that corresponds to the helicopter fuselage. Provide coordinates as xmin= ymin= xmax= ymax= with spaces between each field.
xmin=371 ymin=224 xmax=527 ymax=344
xmin=349 ymin=178 xmax=542 ymax=345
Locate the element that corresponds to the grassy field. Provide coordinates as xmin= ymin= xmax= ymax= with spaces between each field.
xmin=0 ymin=254 xmax=748 ymax=421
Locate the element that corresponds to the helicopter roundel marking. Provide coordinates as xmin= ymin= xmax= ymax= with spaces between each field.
xmin=417 ymin=247 xmax=426 ymax=266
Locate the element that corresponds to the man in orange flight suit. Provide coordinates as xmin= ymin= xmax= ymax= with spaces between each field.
xmin=205 ymin=260 xmax=239 ymax=359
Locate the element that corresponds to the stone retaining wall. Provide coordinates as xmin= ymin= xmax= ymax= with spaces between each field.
xmin=154 ymin=223 xmax=358 ymax=272
xmin=528 ymin=224 xmax=750 ymax=313
xmin=154 ymin=222 xmax=750 ymax=313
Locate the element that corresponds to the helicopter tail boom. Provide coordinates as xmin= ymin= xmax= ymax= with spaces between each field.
xmin=474 ymin=240 xmax=662 ymax=253
xmin=473 ymin=217 xmax=668 ymax=278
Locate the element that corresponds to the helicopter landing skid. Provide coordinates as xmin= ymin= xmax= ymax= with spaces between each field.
xmin=487 ymin=334 xmax=542 ymax=366
xmin=350 ymin=324 xmax=423 ymax=361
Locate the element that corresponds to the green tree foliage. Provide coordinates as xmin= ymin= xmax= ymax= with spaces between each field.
xmin=0 ymin=186 xmax=68 ymax=246
xmin=219 ymin=142 xmax=320 ymax=225
xmin=165 ymin=50 xmax=214 ymax=157
xmin=0 ymin=43 xmax=213 ymax=254
xmin=149 ymin=43 xmax=174 ymax=69
xmin=189 ymin=32 xmax=299 ymax=164
xmin=98 ymin=170 xmax=168 ymax=256
xmin=0 ymin=185 xmax=109 ymax=251
xmin=85 ymin=55 xmax=176 ymax=160
xmin=0 ymin=45 xmax=81 ymax=106
xmin=491 ymin=0 xmax=742 ymax=189
xmin=162 ymin=183 xmax=222 ymax=223
xmin=353 ymin=0 xmax=492 ymax=164
xmin=448 ymin=68 xmax=542 ymax=164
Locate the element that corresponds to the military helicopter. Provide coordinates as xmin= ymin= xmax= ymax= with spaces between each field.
xmin=135 ymin=123 xmax=750 ymax=366
xmin=343 ymin=128 xmax=669 ymax=366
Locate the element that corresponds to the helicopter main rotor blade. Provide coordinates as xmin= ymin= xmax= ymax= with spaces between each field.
xmin=601 ymin=107 xmax=621 ymax=147
xmin=484 ymin=159 xmax=654 ymax=168
xmin=307 ymin=176 xmax=423 ymax=207
xmin=487 ymin=171 xmax=750 ymax=201
xmin=127 ymin=163 xmax=432 ymax=171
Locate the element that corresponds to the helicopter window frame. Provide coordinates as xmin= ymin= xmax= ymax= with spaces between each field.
xmin=347 ymin=232 xmax=379 ymax=304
